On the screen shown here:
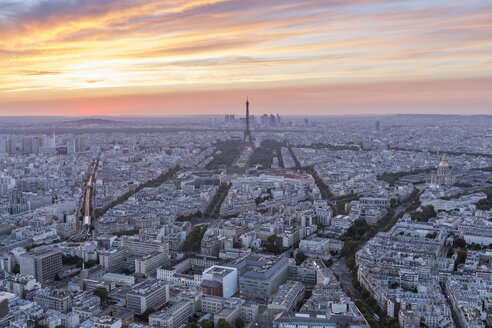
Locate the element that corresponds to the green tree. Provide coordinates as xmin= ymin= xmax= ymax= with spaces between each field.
xmin=295 ymin=251 xmax=307 ymax=265
xmin=425 ymin=232 xmax=438 ymax=239
xmin=411 ymin=205 xmax=436 ymax=222
xmin=121 ymin=267 xmax=134 ymax=275
xmin=206 ymin=139 xmax=243 ymax=169
xmin=200 ymin=319 xmax=213 ymax=328
xmin=140 ymin=308 xmax=156 ymax=322
xmin=322 ymin=259 xmax=333 ymax=267
xmin=265 ymin=235 xmax=283 ymax=254
xmin=454 ymin=249 xmax=468 ymax=271
xmin=93 ymin=287 xmax=108 ymax=304
xmin=390 ymin=198 xmax=397 ymax=208
xmin=345 ymin=255 xmax=356 ymax=271
xmin=423 ymin=205 xmax=436 ymax=218
xmin=454 ymin=237 xmax=466 ymax=248
xmin=235 ymin=317 xmax=244 ymax=328
xmin=62 ymin=254 xmax=84 ymax=266
xmin=54 ymin=273 xmax=61 ymax=281
xmin=182 ymin=225 xmax=208 ymax=252
xmin=84 ymin=259 xmax=99 ymax=268
xmin=216 ymin=319 xmax=233 ymax=328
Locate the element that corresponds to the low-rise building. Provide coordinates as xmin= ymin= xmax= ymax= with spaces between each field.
xmin=33 ymin=288 xmax=72 ymax=313
xmin=230 ymin=254 xmax=292 ymax=299
xmin=126 ymin=280 xmax=169 ymax=315
xmin=135 ymin=251 xmax=168 ymax=277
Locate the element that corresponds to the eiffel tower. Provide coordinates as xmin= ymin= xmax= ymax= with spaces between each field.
xmin=243 ymin=97 xmax=253 ymax=147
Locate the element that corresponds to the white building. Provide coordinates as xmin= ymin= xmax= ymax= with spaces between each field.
xmin=202 ymin=266 xmax=238 ymax=298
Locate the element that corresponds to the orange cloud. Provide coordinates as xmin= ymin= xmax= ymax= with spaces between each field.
xmin=0 ymin=0 xmax=491 ymax=115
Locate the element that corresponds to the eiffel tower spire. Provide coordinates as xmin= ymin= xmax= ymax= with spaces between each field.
xmin=243 ymin=97 xmax=253 ymax=146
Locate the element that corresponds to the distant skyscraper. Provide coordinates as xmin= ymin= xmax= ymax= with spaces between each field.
xmin=225 ymin=114 xmax=235 ymax=124
xmin=22 ymin=137 xmax=32 ymax=154
xmin=32 ymin=137 xmax=40 ymax=154
xmin=74 ymin=136 xmax=87 ymax=152
xmin=376 ymin=120 xmax=380 ymax=131
xmin=6 ymin=138 xmax=16 ymax=155
xmin=243 ymin=98 xmax=253 ymax=146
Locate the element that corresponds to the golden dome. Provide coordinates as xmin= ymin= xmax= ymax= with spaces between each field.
xmin=438 ymin=154 xmax=449 ymax=167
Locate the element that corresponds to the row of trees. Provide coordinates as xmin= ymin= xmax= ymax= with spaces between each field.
xmin=62 ymin=254 xmax=98 ymax=269
xmin=177 ymin=211 xmax=203 ymax=222
xmin=294 ymin=143 xmax=360 ymax=151
xmin=377 ymin=167 xmax=434 ymax=186
xmin=206 ymin=139 xmax=242 ymax=169
xmin=389 ymin=147 xmax=492 ymax=159
xmin=344 ymin=190 xmax=424 ymax=269
xmin=305 ymin=166 xmax=333 ymax=200
xmin=342 ymin=189 xmax=429 ymax=327
xmin=352 ymin=279 xmax=398 ymax=328
xmin=450 ymin=237 xmax=492 ymax=254
xmin=95 ymin=166 xmax=180 ymax=218
xmin=410 ymin=205 xmax=436 ymax=222
xmin=248 ymin=139 xmax=285 ymax=168
xmin=382 ymin=189 xmax=422 ymax=233
xmin=182 ymin=225 xmax=208 ymax=252
xmin=344 ymin=209 xmax=395 ymax=269
xmin=340 ymin=218 xmax=371 ymax=257
xmin=287 ymin=145 xmax=301 ymax=168
xmin=293 ymin=251 xmax=335 ymax=267
xmin=113 ymin=229 xmax=139 ymax=236
xmin=25 ymin=239 xmax=61 ymax=251
xmin=477 ymin=187 xmax=492 ymax=210
xmin=205 ymin=183 xmax=232 ymax=218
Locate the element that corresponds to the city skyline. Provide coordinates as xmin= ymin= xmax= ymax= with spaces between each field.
xmin=1 ymin=0 xmax=491 ymax=116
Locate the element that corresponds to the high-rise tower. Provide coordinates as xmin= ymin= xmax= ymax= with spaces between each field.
xmin=243 ymin=98 xmax=253 ymax=146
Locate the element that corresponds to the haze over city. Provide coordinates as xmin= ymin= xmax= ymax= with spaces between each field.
xmin=0 ymin=0 xmax=491 ymax=115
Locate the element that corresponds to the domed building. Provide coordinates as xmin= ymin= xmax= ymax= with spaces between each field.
xmin=431 ymin=154 xmax=455 ymax=185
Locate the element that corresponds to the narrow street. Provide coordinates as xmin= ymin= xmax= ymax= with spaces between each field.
xmin=332 ymin=257 xmax=385 ymax=328
xmin=330 ymin=202 xmax=410 ymax=328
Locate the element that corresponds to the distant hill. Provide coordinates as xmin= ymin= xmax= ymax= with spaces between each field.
xmin=63 ymin=118 xmax=124 ymax=125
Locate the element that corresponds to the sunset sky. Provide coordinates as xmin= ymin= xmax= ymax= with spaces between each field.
xmin=0 ymin=0 xmax=491 ymax=116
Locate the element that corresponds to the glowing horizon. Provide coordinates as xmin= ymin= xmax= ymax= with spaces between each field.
xmin=1 ymin=0 xmax=491 ymax=116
